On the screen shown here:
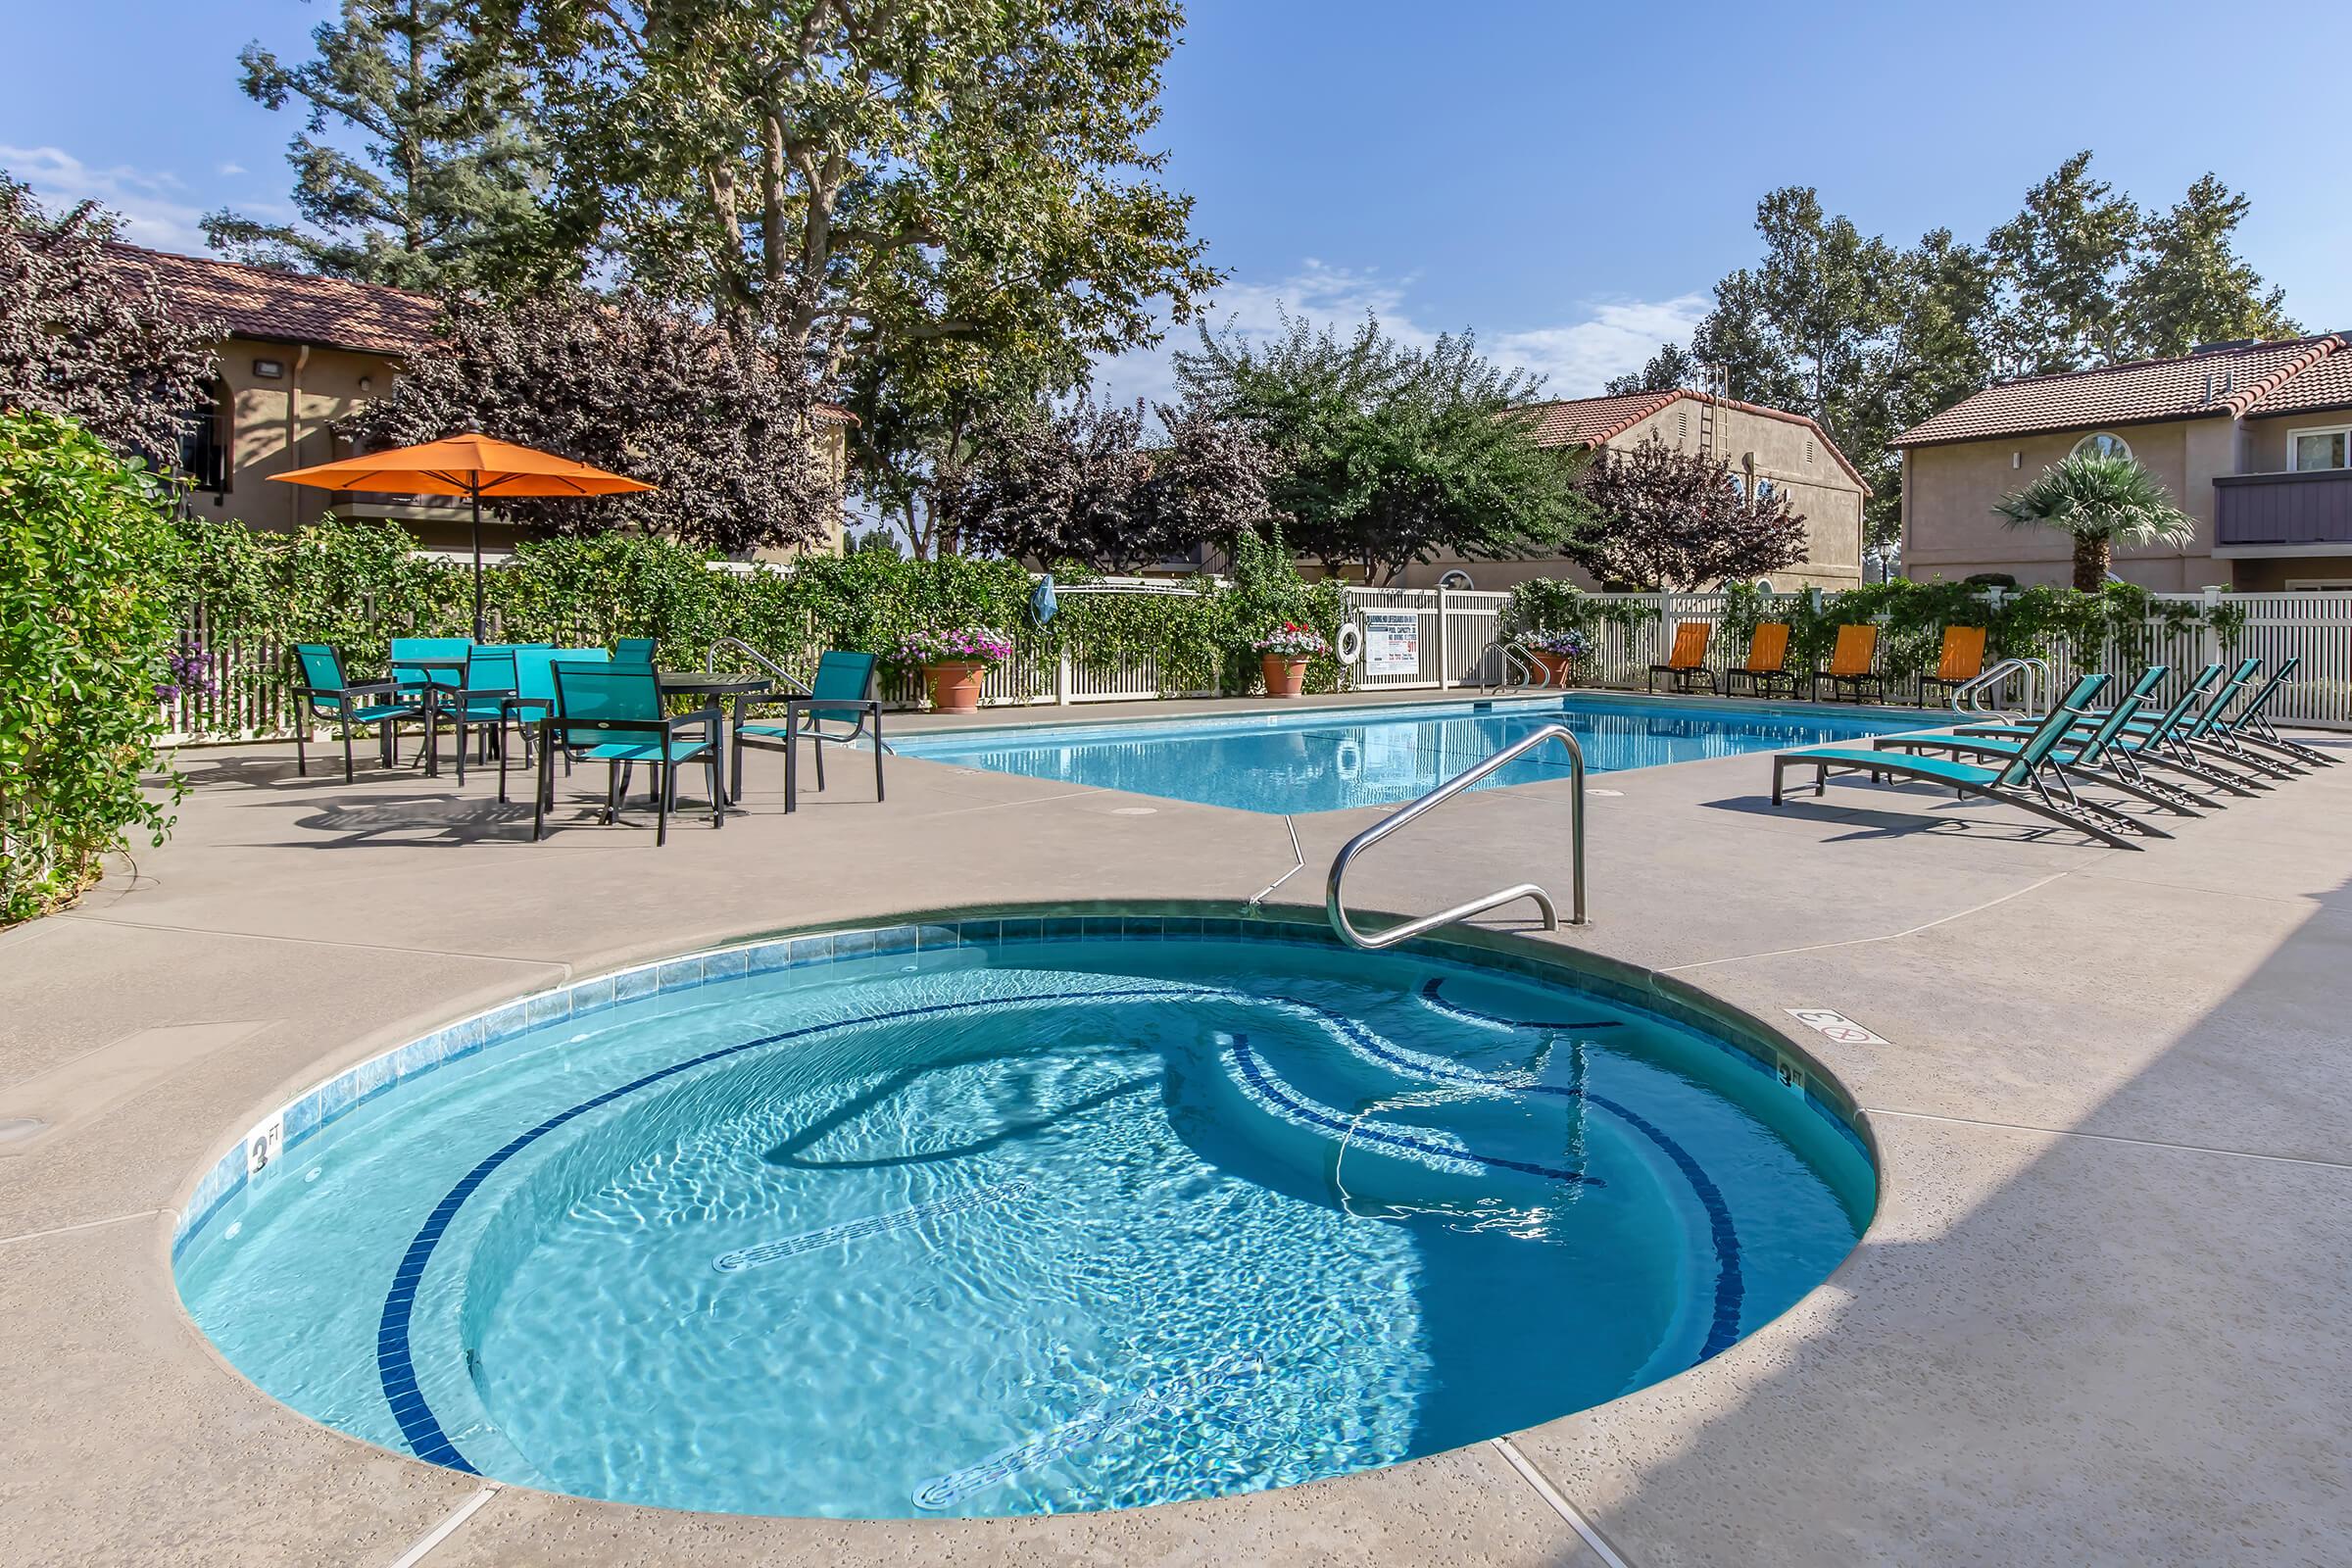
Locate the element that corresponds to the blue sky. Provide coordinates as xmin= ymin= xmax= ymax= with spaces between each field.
xmin=6 ymin=0 xmax=2347 ymax=406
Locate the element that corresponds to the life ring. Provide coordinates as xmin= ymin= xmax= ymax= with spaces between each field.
xmin=1334 ymin=621 xmax=1364 ymax=664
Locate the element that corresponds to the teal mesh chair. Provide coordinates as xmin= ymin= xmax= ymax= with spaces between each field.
xmin=289 ymin=644 xmax=418 ymax=782
xmin=733 ymin=650 xmax=885 ymax=811
xmin=437 ymin=643 xmax=548 ymax=784
xmin=500 ymin=648 xmax=609 ymax=803
xmin=612 ymin=636 xmax=658 ymax=667
xmin=535 ymin=662 xmax=720 ymax=845
xmin=388 ymin=636 xmax=474 ymax=696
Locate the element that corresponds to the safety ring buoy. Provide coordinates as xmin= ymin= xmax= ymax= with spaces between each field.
xmin=1335 ymin=622 xmax=1364 ymax=664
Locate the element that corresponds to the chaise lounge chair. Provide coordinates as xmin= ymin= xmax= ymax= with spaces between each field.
xmin=1771 ymin=672 xmax=2151 ymax=849
xmin=1648 ymin=621 xmax=1718 ymax=695
xmin=1722 ymin=622 xmax=1796 ymax=698
xmin=1960 ymin=660 xmax=2278 ymax=795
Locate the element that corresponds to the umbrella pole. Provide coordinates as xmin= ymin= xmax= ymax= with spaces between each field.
xmin=470 ymin=484 xmax=485 ymax=641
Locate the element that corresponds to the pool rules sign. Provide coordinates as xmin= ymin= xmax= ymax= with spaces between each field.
xmin=1362 ymin=612 xmax=1419 ymax=677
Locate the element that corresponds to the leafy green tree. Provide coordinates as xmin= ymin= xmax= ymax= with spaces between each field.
xmin=0 ymin=177 xmax=220 ymax=466
xmin=1176 ymin=314 xmax=1592 ymax=583
xmin=204 ymin=0 xmax=557 ymax=292
xmin=1985 ymin=151 xmax=2144 ymax=375
xmin=345 ymin=288 xmax=841 ymax=555
xmin=1992 ymin=451 xmax=2196 ymax=591
xmin=491 ymin=0 xmax=1219 ymax=371
xmin=2123 ymin=174 xmax=2302 ymax=358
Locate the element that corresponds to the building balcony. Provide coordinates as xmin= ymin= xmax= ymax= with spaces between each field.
xmin=2213 ymin=468 xmax=2352 ymax=557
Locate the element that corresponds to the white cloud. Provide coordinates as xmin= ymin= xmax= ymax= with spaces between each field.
xmin=1092 ymin=262 xmax=1708 ymax=412
xmin=0 ymin=144 xmax=210 ymax=252
xmin=217 ymin=162 xmax=247 ymax=177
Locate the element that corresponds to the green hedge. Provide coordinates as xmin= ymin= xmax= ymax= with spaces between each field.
xmin=166 ymin=516 xmax=1356 ymax=729
xmin=2 ymin=413 xmax=186 ymax=923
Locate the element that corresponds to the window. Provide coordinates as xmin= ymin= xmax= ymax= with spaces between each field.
xmin=1756 ymin=478 xmax=1777 ymax=504
xmin=1727 ymin=472 xmax=1748 ymax=499
xmin=176 ymin=381 xmax=229 ymax=494
xmin=2072 ymin=431 xmax=2132 ymax=462
xmin=2287 ymin=425 xmax=2350 ymax=472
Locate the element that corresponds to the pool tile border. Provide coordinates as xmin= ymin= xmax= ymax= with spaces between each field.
xmin=172 ymin=906 xmax=1874 ymax=1258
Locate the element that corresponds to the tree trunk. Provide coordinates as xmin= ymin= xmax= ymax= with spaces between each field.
xmin=2073 ymin=535 xmax=2110 ymax=592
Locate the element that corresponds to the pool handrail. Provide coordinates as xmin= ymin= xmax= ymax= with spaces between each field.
xmin=706 ymin=636 xmax=811 ymax=696
xmin=1326 ymin=721 xmax=1587 ymax=949
xmin=1951 ymin=656 xmax=2050 ymax=719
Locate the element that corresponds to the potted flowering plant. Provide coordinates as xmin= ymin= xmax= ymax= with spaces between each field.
xmin=1252 ymin=621 xmax=1327 ymax=699
xmin=1521 ymin=627 xmax=1591 ymax=688
xmin=894 ymin=627 xmax=1012 ymax=713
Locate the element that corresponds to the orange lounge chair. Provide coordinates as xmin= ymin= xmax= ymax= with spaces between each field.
xmin=1647 ymin=620 xmax=1719 ymax=695
xmin=1813 ymin=623 xmax=1885 ymax=704
xmin=1917 ymin=625 xmax=1987 ymax=708
xmin=1722 ymin=622 xmax=1796 ymax=698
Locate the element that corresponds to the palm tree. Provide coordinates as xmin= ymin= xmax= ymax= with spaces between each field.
xmin=1992 ymin=453 xmax=2197 ymax=592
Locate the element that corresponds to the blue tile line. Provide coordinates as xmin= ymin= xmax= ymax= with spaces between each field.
xmin=373 ymin=982 xmax=1289 ymax=1472
xmin=1417 ymin=977 xmax=1625 ymax=1033
xmin=712 ymin=1179 xmax=1034 ymax=1274
xmin=1583 ymin=1089 xmax=1745 ymax=1360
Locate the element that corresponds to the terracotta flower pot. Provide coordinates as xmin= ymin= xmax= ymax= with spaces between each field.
xmin=1532 ymin=650 xmax=1579 ymax=688
xmin=922 ymin=661 xmax=988 ymax=712
xmin=1261 ymin=655 xmax=1308 ymax=698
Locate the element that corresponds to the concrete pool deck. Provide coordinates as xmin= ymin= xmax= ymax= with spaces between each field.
xmin=4 ymin=697 xmax=2349 ymax=1566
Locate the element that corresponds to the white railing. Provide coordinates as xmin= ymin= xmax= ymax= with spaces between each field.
xmin=158 ymin=579 xmax=2352 ymax=744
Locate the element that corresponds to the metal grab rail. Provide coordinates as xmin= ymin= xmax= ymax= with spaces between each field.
xmin=1326 ymin=722 xmax=1587 ymax=949
xmin=1951 ymin=656 xmax=2049 ymax=718
xmin=1475 ymin=638 xmax=1552 ymax=694
xmin=706 ymin=636 xmax=810 ymax=695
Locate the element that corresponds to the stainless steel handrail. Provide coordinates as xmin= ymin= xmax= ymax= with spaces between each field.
xmin=1476 ymin=638 xmax=1551 ymax=693
xmin=1951 ymin=656 xmax=2048 ymax=718
xmin=1327 ymin=722 xmax=1587 ymax=949
xmin=706 ymin=636 xmax=810 ymax=695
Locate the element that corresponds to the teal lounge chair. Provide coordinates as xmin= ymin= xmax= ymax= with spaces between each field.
xmin=1771 ymin=673 xmax=2150 ymax=849
xmin=2200 ymin=657 xmax=2334 ymax=772
xmin=534 ymin=662 xmax=719 ymax=846
xmin=499 ymin=648 xmax=609 ymax=803
xmin=733 ymin=650 xmax=886 ymax=811
xmin=1961 ymin=660 xmax=2276 ymax=794
xmin=1873 ymin=665 xmax=2197 ymax=823
xmin=289 ymin=643 xmax=420 ymax=782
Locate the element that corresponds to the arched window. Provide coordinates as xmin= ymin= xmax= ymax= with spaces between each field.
xmin=2072 ymin=431 xmax=2132 ymax=462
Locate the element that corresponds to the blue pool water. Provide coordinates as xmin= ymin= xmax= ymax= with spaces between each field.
xmin=889 ymin=694 xmax=1931 ymax=812
xmin=174 ymin=917 xmax=1874 ymax=1519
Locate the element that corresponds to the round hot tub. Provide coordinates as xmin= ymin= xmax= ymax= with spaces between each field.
xmin=172 ymin=907 xmax=1874 ymax=1518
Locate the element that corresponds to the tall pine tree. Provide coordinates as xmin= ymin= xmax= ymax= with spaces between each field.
xmin=203 ymin=0 xmax=557 ymax=292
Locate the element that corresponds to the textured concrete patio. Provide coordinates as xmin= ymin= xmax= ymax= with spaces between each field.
xmin=4 ymin=694 xmax=2348 ymax=1567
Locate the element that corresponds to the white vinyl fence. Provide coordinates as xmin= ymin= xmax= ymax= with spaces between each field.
xmin=159 ymin=579 xmax=2352 ymax=744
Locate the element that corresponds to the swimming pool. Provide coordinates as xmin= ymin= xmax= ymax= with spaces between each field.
xmin=173 ymin=909 xmax=1874 ymax=1519
xmin=890 ymin=694 xmax=1932 ymax=812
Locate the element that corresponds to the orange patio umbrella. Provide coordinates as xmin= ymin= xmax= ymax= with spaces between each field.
xmin=271 ymin=431 xmax=656 ymax=640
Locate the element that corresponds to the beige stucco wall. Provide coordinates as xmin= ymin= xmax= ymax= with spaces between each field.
xmin=1898 ymin=420 xmax=2229 ymax=590
xmin=1396 ymin=398 xmax=1867 ymax=593
xmin=2243 ymin=411 xmax=2352 ymax=472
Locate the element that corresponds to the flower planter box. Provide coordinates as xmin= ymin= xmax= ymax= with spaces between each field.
xmin=922 ymin=661 xmax=988 ymax=712
xmin=1532 ymin=650 xmax=1580 ymax=688
xmin=1261 ymin=655 xmax=1308 ymax=699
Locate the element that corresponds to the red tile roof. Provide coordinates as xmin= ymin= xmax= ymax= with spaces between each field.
xmin=1893 ymin=334 xmax=2352 ymax=448
xmin=108 ymin=241 xmax=439 ymax=357
xmin=1511 ymin=388 xmax=1871 ymax=492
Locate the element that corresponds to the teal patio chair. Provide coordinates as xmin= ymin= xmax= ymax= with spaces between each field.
xmin=612 ymin=636 xmax=658 ymax=667
xmin=289 ymin=643 xmax=420 ymax=783
xmin=500 ymin=648 xmax=609 ymax=804
xmin=1771 ymin=673 xmax=2151 ymax=849
xmin=1960 ymin=661 xmax=2278 ymax=795
xmin=732 ymin=650 xmax=886 ymax=811
xmin=534 ymin=662 xmax=720 ymax=846
xmin=2198 ymin=657 xmax=2333 ymax=772
xmin=436 ymin=642 xmax=549 ymax=784
xmin=1873 ymin=666 xmax=2199 ymax=823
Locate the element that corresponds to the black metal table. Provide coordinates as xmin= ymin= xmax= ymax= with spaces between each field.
xmin=658 ymin=671 xmax=773 ymax=805
xmin=399 ymin=658 xmax=470 ymax=779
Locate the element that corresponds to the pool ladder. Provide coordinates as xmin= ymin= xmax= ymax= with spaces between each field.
xmin=1950 ymin=656 xmax=2053 ymax=719
xmin=1326 ymin=722 xmax=1588 ymax=949
xmin=1475 ymin=638 xmax=1554 ymax=694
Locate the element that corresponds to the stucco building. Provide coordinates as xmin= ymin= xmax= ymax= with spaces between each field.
xmin=1893 ymin=333 xmax=2352 ymax=591
xmin=1394 ymin=388 xmax=1870 ymax=593
xmin=119 ymin=242 xmax=850 ymax=559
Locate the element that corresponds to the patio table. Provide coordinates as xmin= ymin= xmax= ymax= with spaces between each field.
xmin=658 ymin=671 xmax=773 ymax=806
